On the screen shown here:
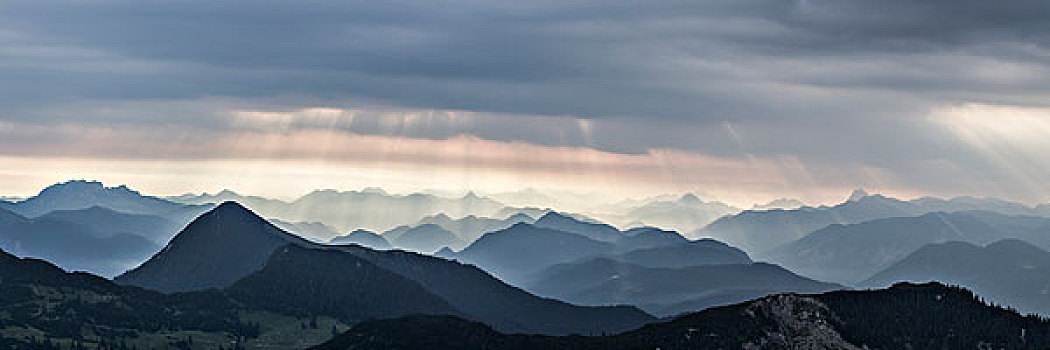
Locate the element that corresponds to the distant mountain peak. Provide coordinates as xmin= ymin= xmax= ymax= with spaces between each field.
xmin=506 ymin=212 xmax=534 ymax=222
xmin=847 ymin=188 xmax=870 ymax=202
xmin=39 ymin=180 xmax=140 ymax=197
xmin=361 ymin=187 xmax=388 ymax=195
xmin=214 ymin=189 xmax=240 ymax=196
xmin=984 ymin=238 xmax=1047 ymax=255
xmin=430 ymin=213 xmax=453 ymax=220
xmin=536 ymin=211 xmax=572 ymax=222
xmin=752 ymin=198 xmax=806 ymax=210
xmin=349 ymin=228 xmax=377 ymax=235
xmin=211 ymin=200 xmax=255 ymax=215
xmin=680 ymin=193 xmax=703 ymax=204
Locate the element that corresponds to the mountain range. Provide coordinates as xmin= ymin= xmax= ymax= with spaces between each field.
xmin=414 ymin=212 xmax=535 ymax=243
xmin=169 ymin=188 xmax=505 ymax=232
xmin=2 ymin=180 xmax=209 ymax=223
xmin=614 ymin=194 xmax=740 ymax=234
xmin=697 ymin=189 xmax=1050 ymax=254
xmin=448 ymin=214 xmax=753 ymax=286
xmin=762 ymin=210 xmax=1050 ymax=284
xmin=6 ymin=180 xmax=1050 ymax=348
xmin=115 ymin=202 xmax=654 ymax=335
xmin=444 ymin=213 xmax=841 ymax=316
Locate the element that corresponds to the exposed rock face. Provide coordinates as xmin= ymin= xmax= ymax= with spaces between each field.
xmin=743 ymin=295 xmax=859 ymax=350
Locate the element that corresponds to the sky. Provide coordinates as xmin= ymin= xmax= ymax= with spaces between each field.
xmin=2 ymin=0 xmax=1050 ymax=207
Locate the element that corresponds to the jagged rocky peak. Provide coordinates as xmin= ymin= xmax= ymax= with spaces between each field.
xmin=39 ymin=180 xmax=139 ymax=196
xmin=847 ymin=188 xmax=870 ymax=202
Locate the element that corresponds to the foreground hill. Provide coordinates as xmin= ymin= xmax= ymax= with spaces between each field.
xmin=862 ymin=239 xmax=1050 ymax=315
xmin=0 ymin=239 xmax=653 ymax=348
xmin=313 ymin=282 xmax=1050 ymax=350
xmin=0 ymin=246 xmax=341 ymax=349
xmin=116 ymin=202 xmax=654 ymax=335
xmin=226 ymin=244 xmax=461 ymax=320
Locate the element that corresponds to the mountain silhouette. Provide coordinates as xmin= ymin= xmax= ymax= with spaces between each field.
xmin=607 ymin=239 xmax=752 ymax=268
xmin=752 ymin=198 xmax=805 ymax=210
xmin=862 ymin=239 xmax=1050 ymax=315
xmin=763 ymin=212 xmax=1005 ymax=284
xmin=0 ymin=207 xmax=159 ymax=278
xmin=697 ymin=193 xmax=919 ymax=254
xmin=697 ymin=190 xmax=1048 ymax=255
xmin=533 ymin=212 xmax=623 ymax=242
xmin=115 ymin=201 xmax=314 ymax=292
xmin=525 ymin=258 xmax=838 ymax=316
xmin=452 ymin=223 xmax=615 ymax=284
xmin=615 ymin=227 xmax=689 ymax=251
xmin=271 ymin=219 xmax=342 ymax=242
xmin=415 ymin=213 xmax=534 ymax=243
xmin=329 ymin=229 xmax=392 ymax=250
xmin=6 ymin=180 xmax=208 ymax=222
xmin=170 ymin=188 xmax=505 ymax=232
xmin=37 ymin=205 xmax=182 ymax=244
xmin=388 ymin=223 xmax=466 ymax=252
xmin=619 ymin=194 xmax=740 ymax=234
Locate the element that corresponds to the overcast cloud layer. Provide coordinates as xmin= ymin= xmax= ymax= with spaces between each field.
xmin=2 ymin=0 xmax=1050 ymax=204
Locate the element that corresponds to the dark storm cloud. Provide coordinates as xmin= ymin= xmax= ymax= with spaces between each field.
xmin=3 ymin=0 xmax=1048 ymax=120
xmin=1 ymin=0 xmax=1049 ymax=178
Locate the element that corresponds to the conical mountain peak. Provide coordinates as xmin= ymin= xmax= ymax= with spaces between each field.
xmin=209 ymin=200 xmax=258 ymax=217
xmin=115 ymin=200 xmax=312 ymax=293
